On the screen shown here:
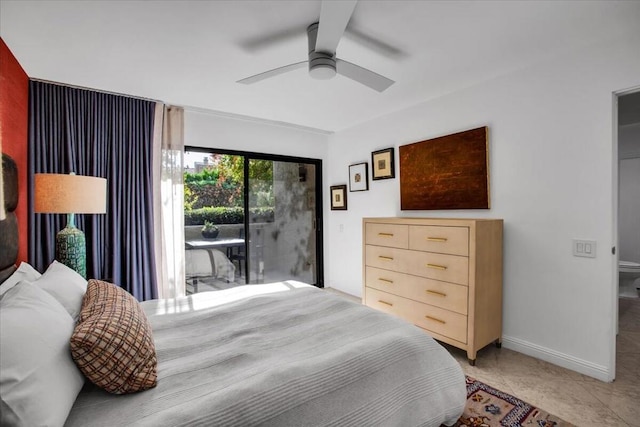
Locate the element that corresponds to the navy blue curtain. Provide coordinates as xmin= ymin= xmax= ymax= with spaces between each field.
xmin=28 ymin=81 xmax=158 ymax=301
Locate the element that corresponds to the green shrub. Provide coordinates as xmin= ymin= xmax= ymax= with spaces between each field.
xmin=186 ymin=181 xmax=243 ymax=209
xmin=184 ymin=206 xmax=274 ymax=225
xmin=184 ymin=185 xmax=198 ymax=211
xmin=184 ymin=169 xmax=220 ymax=184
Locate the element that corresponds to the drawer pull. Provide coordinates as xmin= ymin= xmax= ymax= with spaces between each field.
xmin=427 ymin=237 xmax=448 ymax=242
xmin=426 ymin=263 xmax=447 ymax=270
xmin=378 ymin=300 xmax=393 ymax=306
xmin=425 ymin=315 xmax=446 ymax=324
xmin=426 ymin=289 xmax=447 ymax=297
xmin=379 ymin=256 xmax=394 ymax=261
xmin=378 ymin=278 xmax=394 ymax=284
xmin=378 ymin=232 xmax=394 ymax=237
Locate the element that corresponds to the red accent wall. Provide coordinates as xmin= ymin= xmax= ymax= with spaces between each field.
xmin=0 ymin=38 xmax=29 ymax=264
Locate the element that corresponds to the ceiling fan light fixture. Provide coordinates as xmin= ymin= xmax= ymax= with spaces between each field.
xmin=309 ymin=53 xmax=337 ymax=80
xmin=309 ymin=63 xmax=336 ymax=80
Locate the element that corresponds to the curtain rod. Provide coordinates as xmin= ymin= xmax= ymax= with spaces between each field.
xmin=29 ymin=78 xmax=163 ymax=104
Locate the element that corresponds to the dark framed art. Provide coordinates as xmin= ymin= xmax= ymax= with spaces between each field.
xmin=330 ymin=185 xmax=347 ymax=210
xmin=399 ymin=126 xmax=489 ymax=210
xmin=371 ymin=148 xmax=395 ymax=180
xmin=348 ymin=162 xmax=369 ymax=192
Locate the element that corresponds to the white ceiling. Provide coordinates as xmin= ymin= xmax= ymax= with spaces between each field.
xmin=1 ymin=0 xmax=639 ymax=133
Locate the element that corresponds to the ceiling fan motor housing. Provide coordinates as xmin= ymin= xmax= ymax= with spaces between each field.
xmin=307 ymin=22 xmax=337 ymax=80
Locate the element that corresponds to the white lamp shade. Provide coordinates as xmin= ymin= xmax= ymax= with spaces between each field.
xmin=35 ymin=173 xmax=107 ymax=214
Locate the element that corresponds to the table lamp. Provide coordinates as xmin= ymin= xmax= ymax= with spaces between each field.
xmin=34 ymin=173 xmax=107 ymax=278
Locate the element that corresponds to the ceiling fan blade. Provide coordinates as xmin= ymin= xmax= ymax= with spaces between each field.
xmin=238 ymin=26 xmax=306 ymax=52
xmin=336 ymin=59 xmax=394 ymax=92
xmin=237 ymin=61 xmax=308 ymax=85
xmin=315 ymin=0 xmax=357 ymax=53
xmin=343 ymin=26 xmax=407 ymax=60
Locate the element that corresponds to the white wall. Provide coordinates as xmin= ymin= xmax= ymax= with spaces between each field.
xmin=325 ymin=34 xmax=640 ymax=381
xmin=619 ymin=123 xmax=640 ymax=159
xmin=618 ymin=156 xmax=640 ymax=265
xmin=185 ymin=109 xmax=329 ymax=159
xmin=619 ymin=122 xmax=640 ymax=267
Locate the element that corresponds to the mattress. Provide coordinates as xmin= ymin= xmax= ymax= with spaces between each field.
xmin=66 ymin=282 xmax=465 ymax=426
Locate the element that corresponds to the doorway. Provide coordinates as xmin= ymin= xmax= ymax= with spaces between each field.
xmin=183 ymin=147 xmax=323 ymax=292
xmin=613 ymin=89 xmax=640 ymax=381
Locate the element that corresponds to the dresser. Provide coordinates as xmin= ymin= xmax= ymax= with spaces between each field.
xmin=362 ymin=217 xmax=503 ymax=364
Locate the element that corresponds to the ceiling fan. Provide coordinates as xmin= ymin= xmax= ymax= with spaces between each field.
xmin=237 ymin=0 xmax=394 ymax=92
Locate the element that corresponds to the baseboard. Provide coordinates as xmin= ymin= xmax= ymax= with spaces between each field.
xmin=502 ymin=335 xmax=612 ymax=382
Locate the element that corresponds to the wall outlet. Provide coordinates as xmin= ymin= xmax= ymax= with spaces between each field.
xmin=573 ymin=239 xmax=596 ymax=258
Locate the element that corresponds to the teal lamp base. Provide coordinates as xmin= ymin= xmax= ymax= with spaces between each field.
xmin=55 ymin=214 xmax=86 ymax=278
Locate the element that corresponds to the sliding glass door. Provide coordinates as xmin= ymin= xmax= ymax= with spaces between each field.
xmin=184 ymin=148 xmax=322 ymax=292
xmin=247 ymin=159 xmax=318 ymax=284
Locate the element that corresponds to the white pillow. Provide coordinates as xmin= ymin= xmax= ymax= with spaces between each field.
xmin=0 ymin=281 xmax=85 ymax=427
xmin=32 ymin=260 xmax=88 ymax=320
xmin=0 ymin=262 xmax=42 ymax=296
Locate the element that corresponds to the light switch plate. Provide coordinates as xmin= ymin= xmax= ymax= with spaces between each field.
xmin=573 ymin=239 xmax=596 ymax=258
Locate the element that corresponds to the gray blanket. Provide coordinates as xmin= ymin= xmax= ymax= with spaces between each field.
xmin=66 ymin=282 xmax=465 ymax=426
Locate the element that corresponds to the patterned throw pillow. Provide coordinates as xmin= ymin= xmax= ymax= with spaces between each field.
xmin=70 ymin=279 xmax=157 ymax=394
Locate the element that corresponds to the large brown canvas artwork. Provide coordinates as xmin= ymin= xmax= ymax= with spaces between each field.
xmin=399 ymin=127 xmax=489 ymax=210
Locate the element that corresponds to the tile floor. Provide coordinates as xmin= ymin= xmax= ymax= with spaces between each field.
xmin=325 ymin=288 xmax=640 ymax=427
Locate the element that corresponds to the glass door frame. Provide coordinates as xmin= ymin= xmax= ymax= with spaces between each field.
xmin=185 ymin=146 xmax=324 ymax=288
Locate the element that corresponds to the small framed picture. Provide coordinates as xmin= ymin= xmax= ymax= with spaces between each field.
xmin=371 ymin=148 xmax=395 ymax=180
xmin=349 ymin=162 xmax=369 ymax=192
xmin=330 ymin=185 xmax=347 ymax=210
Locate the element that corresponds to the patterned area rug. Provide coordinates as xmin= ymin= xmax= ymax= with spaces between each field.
xmin=447 ymin=376 xmax=575 ymax=427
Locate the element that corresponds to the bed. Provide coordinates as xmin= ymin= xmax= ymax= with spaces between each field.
xmin=0 ymin=153 xmax=466 ymax=427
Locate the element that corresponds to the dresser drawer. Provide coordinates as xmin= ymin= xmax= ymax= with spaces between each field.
xmin=405 ymin=251 xmax=469 ymax=285
xmin=365 ymin=245 xmax=405 ymax=271
xmin=365 ymin=266 xmax=468 ymax=315
xmin=365 ymin=288 xmax=467 ymax=343
xmin=365 ymin=223 xmax=408 ymax=248
xmin=409 ymin=225 xmax=469 ymax=256
xmin=408 ymin=301 xmax=468 ymax=344
xmin=364 ymin=287 xmax=402 ymax=317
